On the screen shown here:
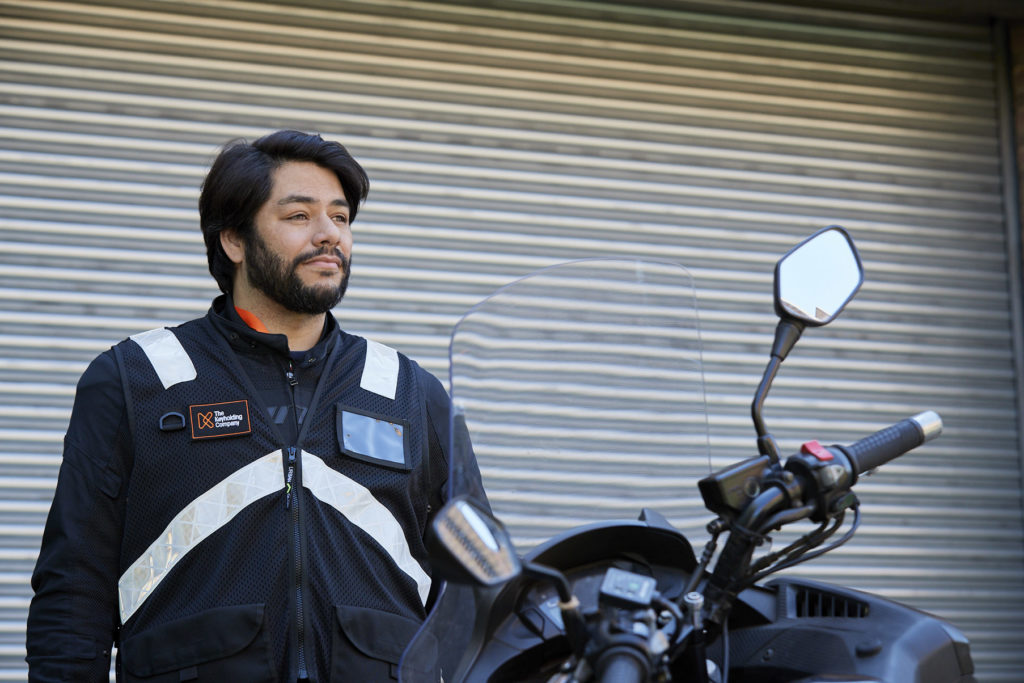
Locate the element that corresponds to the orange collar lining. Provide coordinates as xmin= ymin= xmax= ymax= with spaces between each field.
xmin=234 ymin=306 xmax=270 ymax=334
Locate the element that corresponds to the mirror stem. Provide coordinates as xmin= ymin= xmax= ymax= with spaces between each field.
xmin=751 ymin=354 xmax=779 ymax=438
xmin=770 ymin=319 xmax=805 ymax=362
xmin=751 ymin=358 xmax=781 ymax=464
xmin=751 ymin=320 xmax=805 ymax=465
xmin=523 ymin=562 xmax=588 ymax=657
xmin=757 ymin=434 xmax=781 ymax=463
xmin=523 ymin=561 xmax=573 ymax=603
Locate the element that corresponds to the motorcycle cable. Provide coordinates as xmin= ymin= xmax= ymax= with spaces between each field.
xmin=757 ymin=502 xmax=815 ymax=533
xmin=746 ymin=517 xmax=832 ymax=579
xmin=682 ymin=522 xmax=723 ymax=596
xmin=719 ymin=616 xmax=729 ymax=683
xmin=653 ymin=594 xmax=683 ymax=628
xmin=763 ymin=506 xmax=860 ymax=576
xmin=521 ymin=562 xmax=589 ymax=659
xmin=743 ymin=505 xmax=861 ymax=589
xmin=700 ymin=508 xmax=858 ymax=683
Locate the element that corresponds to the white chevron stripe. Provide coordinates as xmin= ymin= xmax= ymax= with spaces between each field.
xmin=117 ymin=450 xmax=284 ymax=624
xmin=118 ymin=448 xmax=430 ymax=624
xmin=302 ymin=451 xmax=431 ymax=605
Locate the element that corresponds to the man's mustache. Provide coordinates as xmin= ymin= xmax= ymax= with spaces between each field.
xmin=292 ymin=247 xmax=349 ymax=271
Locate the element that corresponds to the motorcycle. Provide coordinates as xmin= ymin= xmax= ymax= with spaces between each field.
xmin=399 ymin=227 xmax=976 ymax=683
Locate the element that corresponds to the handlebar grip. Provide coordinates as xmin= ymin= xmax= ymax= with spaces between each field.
xmin=597 ymin=647 xmax=648 ymax=683
xmin=841 ymin=411 xmax=942 ymax=476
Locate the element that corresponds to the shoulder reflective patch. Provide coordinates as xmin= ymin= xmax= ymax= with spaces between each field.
xmin=360 ymin=339 xmax=399 ymax=400
xmin=130 ymin=327 xmax=197 ymax=389
xmin=117 ymin=450 xmax=284 ymax=624
xmin=302 ymin=451 xmax=431 ymax=605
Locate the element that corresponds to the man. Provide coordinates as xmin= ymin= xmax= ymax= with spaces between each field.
xmin=27 ymin=130 xmax=471 ymax=681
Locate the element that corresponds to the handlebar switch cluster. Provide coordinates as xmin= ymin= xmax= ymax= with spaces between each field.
xmin=829 ymin=491 xmax=858 ymax=516
xmin=600 ymin=567 xmax=657 ymax=609
xmin=784 ymin=443 xmax=855 ymax=523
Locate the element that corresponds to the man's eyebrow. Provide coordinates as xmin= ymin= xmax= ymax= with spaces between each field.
xmin=276 ymin=194 xmax=349 ymax=207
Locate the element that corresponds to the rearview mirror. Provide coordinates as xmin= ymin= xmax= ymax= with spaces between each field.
xmin=774 ymin=226 xmax=863 ymax=326
xmin=428 ymin=497 xmax=521 ymax=587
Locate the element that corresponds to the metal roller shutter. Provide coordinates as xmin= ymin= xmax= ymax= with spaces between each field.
xmin=0 ymin=0 xmax=1020 ymax=679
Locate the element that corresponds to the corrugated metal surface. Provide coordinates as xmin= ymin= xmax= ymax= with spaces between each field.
xmin=448 ymin=258 xmax=712 ymax=536
xmin=0 ymin=0 xmax=1020 ymax=679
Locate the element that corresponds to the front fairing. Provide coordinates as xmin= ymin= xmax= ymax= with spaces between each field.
xmin=401 ymin=258 xmax=709 ymax=681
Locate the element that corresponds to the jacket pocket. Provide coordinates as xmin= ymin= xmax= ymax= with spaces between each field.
xmin=330 ymin=605 xmax=435 ymax=682
xmin=120 ymin=603 xmax=276 ymax=682
xmin=336 ymin=405 xmax=412 ymax=471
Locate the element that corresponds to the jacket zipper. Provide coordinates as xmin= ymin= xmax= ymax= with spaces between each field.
xmin=285 ymin=362 xmax=308 ymax=680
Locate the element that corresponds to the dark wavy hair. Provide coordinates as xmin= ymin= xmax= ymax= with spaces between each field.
xmin=198 ymin=130 xmax=370 ymax=293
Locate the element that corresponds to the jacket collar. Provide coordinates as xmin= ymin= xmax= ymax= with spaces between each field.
xmin=207 ymin=293 xmax=339 ymax=366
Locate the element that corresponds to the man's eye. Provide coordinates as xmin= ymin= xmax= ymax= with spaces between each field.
xmin=333 ymin=215 xmax=349 ymax=225
xmin=288 ymin=213 xmax=308 ymax=221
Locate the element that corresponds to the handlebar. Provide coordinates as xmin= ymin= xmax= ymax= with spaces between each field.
xmin=710 ymin=411 xmax=943 ymax=596
xmin=837 ymin=411 xmax=942 ymax=478
xmin=597 ymin=647 xmax=648 ymax=683
xmin=781 ymin=411 xmax=943 ymax=523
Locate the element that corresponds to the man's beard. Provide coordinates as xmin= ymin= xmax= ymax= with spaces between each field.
xmin=243 ymin=231 xmax=350 ymax=315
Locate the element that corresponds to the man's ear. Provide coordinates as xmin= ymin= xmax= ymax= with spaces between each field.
xmin=220 ymin=228 xmax=245 ymax=265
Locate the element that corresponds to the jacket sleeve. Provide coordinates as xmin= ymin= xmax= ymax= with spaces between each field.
xmin=26 ymin=350 xmax=128 ymax=682
xmin=419 ymin=367 xmax=490 ymax=512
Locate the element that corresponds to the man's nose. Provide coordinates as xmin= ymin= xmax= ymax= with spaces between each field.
xmin=313 ymin=213 xmax=350 ymax=250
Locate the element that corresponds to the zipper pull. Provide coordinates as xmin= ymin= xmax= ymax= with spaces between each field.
xmin=285 ymin=447 xmax=296 ymax=509
xmin=286 ymin=361 xmax=298 ymax=387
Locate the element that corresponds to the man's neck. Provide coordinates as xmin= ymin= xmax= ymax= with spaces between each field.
xmin=231 ymin=290 xmax=325 ymax=352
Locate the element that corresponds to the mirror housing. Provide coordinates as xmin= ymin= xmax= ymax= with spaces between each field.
xmin=427 ymin=496 xmax=521 ymax=587
xmin=774 ymin=226 xmax=863 ymax=327
xmin=752 ymin=226 xmax=864 ymax=461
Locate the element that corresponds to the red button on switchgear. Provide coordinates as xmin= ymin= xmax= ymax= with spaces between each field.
xmin=800 ymin=440 xmax=834 ymax=461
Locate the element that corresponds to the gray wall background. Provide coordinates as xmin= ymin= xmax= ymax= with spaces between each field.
xmin=1 ymin=0 xmax=1022 ymax=679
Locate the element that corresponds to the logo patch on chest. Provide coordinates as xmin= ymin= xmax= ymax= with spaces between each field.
xmin=189 ymin=400 xmax=252 ymax=440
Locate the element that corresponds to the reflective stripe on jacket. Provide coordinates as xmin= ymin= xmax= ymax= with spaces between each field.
xmin=112 ymin=312 xmax=437 ymax=682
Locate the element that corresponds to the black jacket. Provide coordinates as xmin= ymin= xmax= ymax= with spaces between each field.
xmin=27 ymin=297 xmax=459 ymax=682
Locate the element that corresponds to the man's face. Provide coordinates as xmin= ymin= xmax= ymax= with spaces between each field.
xmin=241 ymin=161 xmax=353 ymax=315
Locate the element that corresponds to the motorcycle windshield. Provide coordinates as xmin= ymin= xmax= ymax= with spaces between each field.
xmin=400 ymin=258 xmax=709 ymax=681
